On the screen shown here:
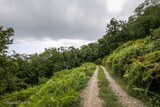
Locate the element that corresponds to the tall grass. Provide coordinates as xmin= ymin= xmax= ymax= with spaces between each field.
xmin=2 ymin=63 xmax=96 ymax=107
xmin=103 ymin=36 xmax=160 ymax=106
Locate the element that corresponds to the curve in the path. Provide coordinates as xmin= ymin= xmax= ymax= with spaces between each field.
xmin=81 ymin=66 xmax=103 ymax=107
xmin=101 ymin=66 xmax=145 ymax=107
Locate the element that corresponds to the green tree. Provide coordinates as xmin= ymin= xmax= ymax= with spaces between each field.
xmin=128 ymin=1 xmax=160 ymax=39
xmin=0 ymin=26 xmax=14 ymax=55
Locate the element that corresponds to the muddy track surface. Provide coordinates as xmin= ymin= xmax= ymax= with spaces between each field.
xmin=101 ymin=66 xmax=145 ymax=107
xmin=81 ymin=66 xmax=103 ymax=107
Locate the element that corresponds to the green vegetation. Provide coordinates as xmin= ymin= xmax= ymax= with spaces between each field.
xmin=103 ymin=33 xmax=160 ymax=106
xmin=0 ymin=41 xmax=99 ymax=96
xmin=98 ymin=66 xmax=123 ymax=107
xmin=1 ymin=63 xmax=96 ymax=107
xmin=106 ymin=34 xmax=160 ymax=76
xmin=0 ymin=0 xmax=160 ymax=107
xmin=0 ymin=26 xmax=14 ymax=55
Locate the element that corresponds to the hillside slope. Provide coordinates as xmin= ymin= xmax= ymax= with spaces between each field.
xmin=1 ymin=63 xmax=96 ymax=107
xmin=102 ymin=30 xmax=160 ymax=106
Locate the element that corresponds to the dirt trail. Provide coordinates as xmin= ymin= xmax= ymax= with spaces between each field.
xmin=81 ymin=66 xmax=103 ymax=107
xmin=101 ymin=66 xmax=145 ymax=107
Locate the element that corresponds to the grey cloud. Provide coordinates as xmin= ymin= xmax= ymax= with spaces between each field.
xmin=116 ymin=0 xmax=144 ymax=20
xmin=0 ymin=0 xmax=144 ymax=41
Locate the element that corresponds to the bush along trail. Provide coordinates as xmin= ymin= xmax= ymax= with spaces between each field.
xmin=1 ymin=63 xmax=96 ymax=107
xmin=103 ymin=35 xmax=160 ymax=106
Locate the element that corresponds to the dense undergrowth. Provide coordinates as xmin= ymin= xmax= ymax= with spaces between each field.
xmin=102 ymin=31 xmax=160 ymax=106
xmin=98 ymin=66 xmax=123 ymax=107
xmin=1 ymin=63 xmax=96 ymax=107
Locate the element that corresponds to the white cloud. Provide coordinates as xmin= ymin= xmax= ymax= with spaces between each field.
xmin=8 ymin=38 xmax=94 ymax=54
xmin=107 ymin=0 xmax=128 ymax=14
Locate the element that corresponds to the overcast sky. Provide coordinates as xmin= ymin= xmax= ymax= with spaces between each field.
xmin=0 ymin=0 xmax=144 ymax=54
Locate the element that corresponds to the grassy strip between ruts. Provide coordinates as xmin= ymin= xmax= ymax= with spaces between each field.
xmin=98 ymin=66 xmax=123 ymax=107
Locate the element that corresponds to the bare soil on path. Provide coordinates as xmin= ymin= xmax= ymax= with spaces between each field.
xmin=81 ymin=66 xmax=103 ymax=107
xmin=101 ymin=66 xmax=145 ymax=107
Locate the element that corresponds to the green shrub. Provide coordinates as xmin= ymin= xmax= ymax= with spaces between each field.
xmin=106 ymin=37 xmax=160 ymax=76
xmin=104 ymin=34 xmax=160 ymax=106
xmin=151 ymin=27 xmax=160 ymax=40
xmin=124 ymin=51 xmax=160 ymax=91
xmin=2 ymin=86 xmax=39 ymax=102
xmin=2 ymin=63 xmax=96 ymax=107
